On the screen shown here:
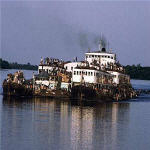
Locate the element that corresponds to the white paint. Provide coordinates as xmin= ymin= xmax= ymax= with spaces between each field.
xmin=72 ymin=68 xmax=112 ymax=84
xmin=38 ymin=65 xmax=53 ymax=73
xmin=35 ymin=80 xmax=58 ymax=89
xmin=85 ymin=52 xmax=116 ymax=66
xmin=64 ymin=62 xmax=85 ymax=72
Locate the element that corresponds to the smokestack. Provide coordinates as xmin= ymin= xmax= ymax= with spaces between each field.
xmin=101 ymin=47 xmax=106 ymax=52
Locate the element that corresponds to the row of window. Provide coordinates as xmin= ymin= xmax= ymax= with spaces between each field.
xmin=74 ymin=71 xmax=103 ymax=77
xmin=86 ymin=55 xmax=114 ymax=59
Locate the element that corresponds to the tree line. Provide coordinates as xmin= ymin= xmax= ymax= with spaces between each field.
xmin=124 ymin=64 xmax=150 ymax=80
xmin=0 ymin=58 xmax=38 ymax=70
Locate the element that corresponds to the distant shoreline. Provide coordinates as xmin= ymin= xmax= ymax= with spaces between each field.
xmin=0 ymin=68 xmax=37 ymax=71
xmin=0 ymin=58 xmax=38 ymax=71
xmin=124 ymin=65 xmax=150 ymax=80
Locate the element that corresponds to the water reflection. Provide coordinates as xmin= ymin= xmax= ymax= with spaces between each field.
xmin=2 ymin=97 xmax=130 ymax=150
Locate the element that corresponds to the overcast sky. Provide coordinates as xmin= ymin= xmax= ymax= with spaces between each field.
xmin=1 ymin=1 xmax=150 ymax=66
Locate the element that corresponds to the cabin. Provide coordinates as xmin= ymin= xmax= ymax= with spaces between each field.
xmin=64 ymin=61 xmax=86 ymax=73
xmin=33 ymin=71 xmax=71 ymax=91
xmin=72 ymin=66 xmax=113 ymax=86
xmin=85 ymin=42 xmax=116 ymax=67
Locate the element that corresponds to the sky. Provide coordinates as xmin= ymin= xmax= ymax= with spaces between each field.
xmin=1 ymin=1 xmax=150 ymax=66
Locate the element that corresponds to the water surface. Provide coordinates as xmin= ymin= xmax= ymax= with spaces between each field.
xmin=1 ymin=69 xmax=150 ymax=150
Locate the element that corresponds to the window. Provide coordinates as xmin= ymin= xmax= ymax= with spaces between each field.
xmin=66 ymin=66 xmax=68 ymax=69
xmin=79 ymin=71 xmax=81 ymax=75
xmin=39 ymin=69 xmax=42 ymax=73
xmin=92 ymin=55 xmax=94 ymax=58
xmin=71 ymin=67 xmax=73 ymax=70
xmin=94 ymin=72 xmax=96 ymax=76
xmin=96 ymin=73 xmax=99 ymax=77
xmin=108 ymin=56 xmax=110 ymax=58
xmin=74 ymin=71 xmax=76 ymax=75
xmin=77 ymin=71 xmax=78 ymax=75
xmin=86 ymin=71 xmax=87 ymax=75
xmin=111 ymin=57 xmax=113 ymax=59
xmin=91 ymin=72 xmax=93 ymax=76
xmin=88 ymin=72 xmax=90 ymax=76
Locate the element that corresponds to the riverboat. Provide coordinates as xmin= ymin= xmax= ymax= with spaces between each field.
xmin=2 ymin=39 xmax=137 ymax=101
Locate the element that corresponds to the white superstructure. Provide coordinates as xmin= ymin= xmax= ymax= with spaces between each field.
xmin=38 ymin=57 xmax=65 ymax=74
xmin=85 ymin=51 xmax=116 ymax=67
xmin=72 ymin=67 xmax=113 ymax=85
xmin=64 ymin=62 xmax=85 ymax=72
xmin=85 ymin=41 xmax=116 ymax=67
xmin=35 ymin=39 xmax=130 ymax=86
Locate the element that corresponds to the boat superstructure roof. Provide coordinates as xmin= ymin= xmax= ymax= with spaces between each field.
xmin=85 ymin=50 xmax=114 ymax=55
xmin=75 ymin=66 xmax=113 ymax=75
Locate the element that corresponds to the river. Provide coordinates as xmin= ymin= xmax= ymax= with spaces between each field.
xmin=0 ymin=69 xmax=150 ymax=150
